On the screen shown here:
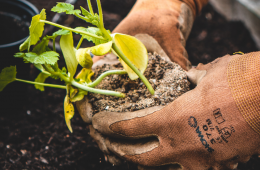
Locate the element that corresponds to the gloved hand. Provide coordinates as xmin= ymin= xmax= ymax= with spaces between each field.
xmin=93 ymin=0 xmax=208 ymax=70
xmin=89 ymin=52 xmax=260 ymax=169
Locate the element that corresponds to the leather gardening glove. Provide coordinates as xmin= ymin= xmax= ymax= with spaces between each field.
xmin=90 ymin=52 xmax=260 ymax=169
xmin=94 ymin=0 xmax=208 ymax=71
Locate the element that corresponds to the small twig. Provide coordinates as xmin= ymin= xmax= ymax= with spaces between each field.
xmin=47 ymin=136 xmax=53 ymax=145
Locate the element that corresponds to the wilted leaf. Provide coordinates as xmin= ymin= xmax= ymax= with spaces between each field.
xmin=91 ymin=41 xmax=112 ymax=56
xmin=69 ymin=86 xmax=78 ymax=99
xmin=112 ymin=33 xmax=148 ymax=80
xmin=68 ymin=85 xmax=87 ymax=103
xmin=76 ymin=68 xmax=94 ymax=84
xmin=64 ymin=95 xmax=75 ymax=133
xmin=19 ymin=37 xmax=30 ymax=52
xmin=34 ymin=72 xmax=50 ymax=91
xmin=60 ymin=32 xmax=78 ymax=79
xmin=70 ymin=89 xmax=88 ymax=103
xmin=29 ymin=9 xmax=46 ymax=46
xmin=0 ymin=66 xmax=16 ymax=91
xmin=76 ymin=48 xmax=93 ymax=68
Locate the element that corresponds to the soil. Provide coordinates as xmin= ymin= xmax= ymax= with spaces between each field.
xmin=89 ymin=53 xmax=189 ymax=114
xmin=0 ymin=1 xmax=260 ymax=170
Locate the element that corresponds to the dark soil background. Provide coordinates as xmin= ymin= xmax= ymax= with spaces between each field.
xmin=0 ymin=0 xmax=260 ymax=170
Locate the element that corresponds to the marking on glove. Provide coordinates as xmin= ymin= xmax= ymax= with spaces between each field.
xmin=188 ymin=116 xmax=214 ymax=153
xmin=202 ymin=108 xmax=235 ymax=144
xmin=213 ymin=108 xmax=225 ymax=124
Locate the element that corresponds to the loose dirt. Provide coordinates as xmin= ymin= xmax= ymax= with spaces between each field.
xmin=88 ymin=53 xmax=190 ymax=114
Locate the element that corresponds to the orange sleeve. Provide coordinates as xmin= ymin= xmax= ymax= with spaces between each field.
xmin=181 ymin=0 xmax=209 ymax=16
xmin=228 ymin=52 xmax=260 ymax=135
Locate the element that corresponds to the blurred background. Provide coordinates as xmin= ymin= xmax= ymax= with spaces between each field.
xmin=0 ymin=0 xmax=259 ymax=169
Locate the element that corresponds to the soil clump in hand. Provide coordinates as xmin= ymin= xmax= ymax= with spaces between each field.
xmin=89 ymin=53 xmax=190 ymax=114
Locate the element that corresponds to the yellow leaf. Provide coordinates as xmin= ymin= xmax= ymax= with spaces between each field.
xmin=76 ymin=68 xmax=94 ymax=84
xmin=64 ymin=95 xmax=75 ymax=133
xmin=60 ymin=32 xmax=78 ymax=79
xmin=76 ymin=48 xmax=93 ymax=68
xmin=112 ymin=33 xmax=148 ymax=80
xmin=90 ymin=41 xmax=112 ymax=56
xmin=29 ymin=9 xmax=46 ymax=46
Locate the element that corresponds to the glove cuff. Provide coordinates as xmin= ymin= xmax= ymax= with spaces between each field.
xmin=227 ymin=52 xmax=260 ymax=135
xmin=181 ymin=0 xmax=209 ymax=16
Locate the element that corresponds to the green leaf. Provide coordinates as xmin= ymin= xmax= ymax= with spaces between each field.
xmin=75 ymin=27 xmax=107 ymax=45
xmin=80 ymin=6 xmax=92 ymax=19
xmin=19 ymin=37 xmax=30 ymax=52
xmin=91 ymin=13 xmax=100 ymax=26
xmin=76 ymin=48 xmax=93 ymax=68
xmin=29 ymin=9 xmax=46 ymax=46
xmin=40 ymin=51 xmax=60 ymax=64
xmin=34 ymin=72 xmax=50 ymax=91
xmin=61 ymin=67 xmax=67 ymax=75
xmin=60 ymin=32 xmax=78 ymax=79
xmin=24 ymin=51 xmax=59 ymax=65
xmin=91 ymin=41 xmax=112 ymax=56
xmin=79 ymin=6 xmax=99 ymax=25
xmin=52 ymin=29 xmax=70 ymax=37
xmin=32 ymin=37 xmax=49 ymax=54
xmin=0 ymin=66 xmax=16 ymax=91
xmin=64 ymin=95 xmax=75 ymax=133
xmin=14 ymin=52 xmax=25 ymax=58
xmin=51 ymin=2 xmax=81 ymax=15
xmin=112 ymin=33 xmax=148 ymax=80
xmin=34 ymin=64 xmax=44 ymax=72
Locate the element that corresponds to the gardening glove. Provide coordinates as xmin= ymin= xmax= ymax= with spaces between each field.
xmin=90 ymin=52 xmax=260 ymax=169
xmin=110 ymin=0 xmax=208 ymax=70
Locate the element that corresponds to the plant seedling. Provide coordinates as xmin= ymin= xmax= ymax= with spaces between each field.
xmin=0 ymin=0 xmax=154 ymax=132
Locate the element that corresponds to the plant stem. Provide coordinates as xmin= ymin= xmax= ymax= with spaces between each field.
xmin=43 ymin=65 xmax=70 ymax=83
xmin=112 ymin=43 xmax=155 ymax=95
xmin=71 ymin=80 xmax=125 ymax=98
xmin=87 ymin=0 xmax=94 ymax=15
xmin=100 ymin=27 xmax=112 ymax=41
xmin=40 ymin=20 xmax=105 ymax=41
xmin=96 ymin=0 xmax=103 ymax=28
xmin=75 ymin=14 xmax=90 ymax=22
xmin=52 ymin=38 xmax=56 ymax=51
xmin=88 ymin=70 xmax=127 ymax=88
xmin=76 ymin=37 xmax=84 ymax=50
xmin=52 ymin=63 xmax=60 ymax=72
xmin=93 ymin=0 xmax=111 ymax=41
xmin=15 ymin=78 xmax=66 ymax=89
xmin=41 ymin=65 xmax=124 ymax=97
